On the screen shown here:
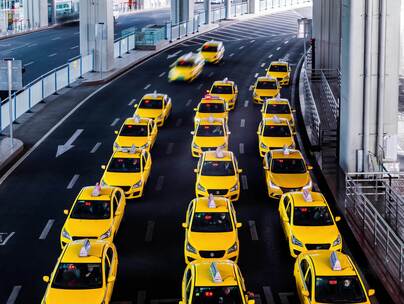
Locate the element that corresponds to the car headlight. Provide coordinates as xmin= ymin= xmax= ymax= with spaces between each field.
xmin=260 ymin=142 xmax=268 ymax=149
xmin=229 ymin=183 xmax=238 ymax=192
xmin=62 ymin=228 xmax=72 ymax=240
xmin=139 ymin=143 xmax=149 ymax=149
xmin=197 ymin=183 xmax=206 ymax=192
xmin=291 ymin=235 xmax=303 ymax=247
xmin=332 ymin=234 xmax=342 ymax=246
xmin=186 ymin=241 xmax=197 ymax=254
xmin=192 ymin=143 xmax=200 ymax=149
xmin=113 ymin=142 xmax=120 ymax=149
xmin=303 ymin=180 xmax=312 ymax=190
xmin=269 ymin=180 xmax=280 ymax=190
xmin=132 ymin=180 xmax=143 ymax=189
xmin=100 ymin=179 xmax=108 ymax=187
xmin=227 ymin=242 xmax=238 ymax=254
xmin=100 ymin=228 xmax=112 ymax=240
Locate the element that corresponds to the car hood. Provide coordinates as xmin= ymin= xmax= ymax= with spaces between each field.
xmin=115 ymin=136 xmax=148 ymax=148
xmin=103 ymin=172 xmax=142 ymax=187
xmin=44 ymin=288 xmax=104 ymax=304
xmin=194 ymin=137 xmax=226 ymax=148
xmin=201 ymin=52 xmax=219 ymax=59
xmin=261 ymin=136 xmax=294 ymax=148
xmin=188 ymin=231 xmax=237 ymax=251
xmin=170 ymin=67 xmax=193 ymax=77
xmin=64 ymin=219 xmax=112 ymax=238
xmin=255 ymin=88 xmax=279 ymax=97
xmin=135 ymin=108 xmax=162 ymax=119
xmin=195 ymin=113 xmax=227 ymax=121
xmin=270 ymin=172 xmax=310 ymax=188
xmin=267 ymin=71 xmax=288 ymax=79
xmin=263 ymin=113 xmax=293 ymax=123
xmin=291 ymin=225 xmax=339 ymax=244
xmin=198 ymin=175 xmax=238 ymax=189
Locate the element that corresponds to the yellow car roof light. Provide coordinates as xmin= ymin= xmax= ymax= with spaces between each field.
xmin=79 ymin=239 xmax=91 ymax=257
xmin=330 ymin=251 xmax=342 ymax=271
xmin=91 ymin=183 xmax=102 ymax=197
xmin=210 ymin=262 xmax=223 ymax=283
xmin=302 ymin=189 xmax=313 ymax=202
xmin=208 ymin=194 xmax=217 ymax=208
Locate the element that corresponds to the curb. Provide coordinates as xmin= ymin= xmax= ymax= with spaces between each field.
xmin=0 ymin=138 xmax=24 ymax=172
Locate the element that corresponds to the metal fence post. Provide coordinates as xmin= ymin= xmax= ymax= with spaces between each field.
xmin=41 ymin=78 xmax=45 ymax=102
xmin=67 ymin=63 xmax=71 ymax=88
xmin=54 ymin=71 xmax=59 ymax=95
xmin=79 ymin=56 xmax=84 ymax=78
xmin=126 ymin=36 xmax=130 ymax=53
xmin=13 ymin=94 xmax=17 ymax=120
xmin=28 ymin=86 xmax=32 ymax=110
xmin=119 ymin=41 xmax=122 ymax=58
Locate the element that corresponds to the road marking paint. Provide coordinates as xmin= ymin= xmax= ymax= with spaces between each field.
xmin=263 ymin=286 xmax=276 ymax=304
xmin=158 ymin=72 xmax=166 ymax=78
xmin=276 ymin=47 xmax=281 ymax=51
xmin=197 ymin=83 xmax=203 ymax=90
xmin=128 ymin=98 xmax=136 ymax=106
xmin=176 ymin=118 xmax=183 ymax=127
xmin=74 ymin=31 xmax=80 ymax=35
xmin=90 ymin=142 xmax=102 ymax=154
xmin=28 ymin=43 xmax=38 ymax=47
xmin=185 ymin=99 xmax=192 ymax=107
xmin=240 ymin=119 xmax=246 ymax=128
xmin=145 ymin=220 xmax=155 ymax=242
xmin=155 ymin=176 xmax=165 ymax=191
xmin=279 ymin=292 xmax=294 ymax=304
xmin=48 ymin=53 xmax=57 ymax=57
xmin=144 ymin=83 xmax=151 ymax=90
xmin=56 ymin=129 xmax=84 ymax=158
xmin=253 ymin=294 xmax=262 ymax=304
xmin=67 ymin=174 xmax=80 ymax=189
xmin=239 ymin=143 xmax=245 ymax=154
xmin=254 ymin=73 xmax=259 ymax=78
xmin=284 ymin=40 xmax=289 ymax=44
xmin=241 ymin=175 xmax=248 ymax=190
xmin=51 ymin=36 xmax=61 ymax=40
xmin=268 ymin=54 xmax=273 ymax=58
xmin=250 ymin=39 xmax=256 ymax=43
xmin=24 ymin=61 xmax=35 ymax=67
xmin=137 ymin=291 xmax=146 ymax=304
xmin=150 ymin=300 xmax=179 ymax=304
xmin=208 ymin=71 xmax=214 ymax=77
xmin=39 ymin=219 xmax=55 ymax=240
xmin=248 ymin=220 xmax=259 ymax=241
xmin=260 ymin=62 xmax=266 ymax=68
xmin=6 ymin=286 xmax=22 ymax=304
xmin=110 ymin=118 xmax=120 ymax=127
xmin=0 ymin=232 xmax=15 ymax=246
xmin=166 ymin=142 xmax=174 ymax=155
xmin=229 ymin=53 xmax=234 ymax=57
xmin=239 ymin=46 xmax=244 ymax=50
xmin=244 ymin=100 xmax=249 ymax=107
xmin=70 ymin=45 xmax=79 ymax=50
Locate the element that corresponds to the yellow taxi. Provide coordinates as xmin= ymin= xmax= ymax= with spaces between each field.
xmin=194 ymin=149 xmax=242 ymax=201
xmin=263 ymin=147 xmax=312 ymax=198
xmin=134 ymin=92 xmax=172 ymax=127
xmin=179 ymin=260 xmax=255 ymax=304
xmin=42 ymin=239 xmax=118 ymax=304
xmin=113 ymin=115 xmax=158 ymax=152
xmin=208 ymin=78 xmax=238 ymax=110
xmin=279 ymin=190 xmax=342 ymax=258
xmin=266 ymin=60 xmax=291 ymax=86
xmin=261 ymin=97 xmax=295 ymax=130
xmin=100 ymin=147 xmax=152 ymax=199
xmin=191 ymin=117 xmax=230 ymax=157
xmin=251 ymin=76 xmax=280 ymax=104
xmin=168 ymin=52 xmax=205 ymax=82
xmin=294 ymin=250 xmax=375 ymax=304
xmin=199 ymin=40 xmax=225 ymax=64
xmin=60 ymin=185 xmax=126 ymax=248
xmin=194 ymin=95 xmax=229 ymax=125
xmin=182 ymin=195 xmax=241 ymax=263
xmin=257 ymin=116 xmax=295 ymax=157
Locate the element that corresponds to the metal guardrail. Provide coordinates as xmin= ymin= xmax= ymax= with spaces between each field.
xmin=114 ymin=32 xmax=136 ymax=58
xmin=320 ymin=70 xmax=339 ymax=120
xmin=345 ymin=172 xmax=404 ymax=294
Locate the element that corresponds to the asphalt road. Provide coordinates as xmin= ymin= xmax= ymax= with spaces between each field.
xmin=0 ymin=8 xmax=390 ymax=304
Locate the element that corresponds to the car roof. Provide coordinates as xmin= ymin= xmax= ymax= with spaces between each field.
xmin=200 ymin=96 xmax=226 ymax=103
xmin=193 ymin=196 xmax=230 ymax=212
xmin=305 ymin=250 xmax=357 ymax=277
xmin=192 ymin=260 xmax=239 ymax=286
xmin=78 ymin=186 xmax=115 ymax=201
xmin=198 ymin=118 xmax=225 ymax=126
xmin=257 ymin=76 xmax=277 ymax=82
xmin=288 ymin=191 xmax=328 ymax=207
xmin=213 ymin=79 xmax=235 ymax=86
xmin=203 ymin=150 xmax=233 ymax=161
xmin=270 ymin=61 xmax=288 ymax=66
xmin=270 ymin=149 xmax=303 ymax=159
xmin=124 ymin=117 xmax=151 ymax=125
xmin=178 ymin=52 xmax=200 ymax=62
xmin=262 ymin=117 xmax=289 ymax=126
xmin=142 ymin=93 xmax=165 ymax=100
xmin=61 ymin=239 xmax=106 ymax=263
xmin=112 ymin=150 xmax=143 ymax=158
xmin=203 ymin=40 xmax=222 ymax=46
xmin=265 ymin=98 xmax=290 ymax=105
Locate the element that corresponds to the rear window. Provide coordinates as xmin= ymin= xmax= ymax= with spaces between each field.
xmin=70 ymin=200 xmax=111 ymax=220
xmin=107 ymin=157 xmax=141 ymax=173
xmin=202 ymin=45 xmax=218 ymax=52
xmin=176 ymin=60 xmax=194 ymax=67
xmin=199 ymin=103 xmax=225 ymax=113
xmin=197 ymin=125 xmax=224 ymax=137
xmin=211 ymin=85 xmax=233 ymax=94
xmin=120 ymin=125 xmax=148 ymax=136
xmin=269 ymin=64 xmax=288 ymax=72
xmin=263 ymin=125 xmax=291 ymax=137
xmin=266 ymin=104 xmax=291 ymax=114
xmin=256 ymin=81 xmax=278 ymax=89
xmin=139 ymin=99 xmax=162 ymax=109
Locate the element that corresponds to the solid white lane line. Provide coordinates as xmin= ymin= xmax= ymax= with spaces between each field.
xmin=110 ymin=118 xmax=120 ymax=127
xmin=260 ymin=62 xmax=266 ymax=68
xmin=24 ymin=61 xmax=35 ymax=67
xmin=176 ymin=118 xmax=183 ymax=127
xmin=239 ymin=143 xmax=244 ymax=154
xmin=229 ymin=53 xmax=234 ymax=57
xmin=197 ymin=83 xmax=203 ymax=90
xmin=263 ymin=286 xmax=276 ymax=304
xmin=185 ymin=99 xmax=192 ymax=107
xmin=67 ymin=174 xmax=80 ymax=189
xmin=39 ymin=219 xmax=55 ymax=240
xmin=244 ymin=100 xmax=249 ymax=107
xmin=276 ymin=47 xmax=281 ymax=51
xmin=254 ymin=73 xmax=259 ymax=78
xmin=284 ymin=40 xmax=289 ymax=44
xmin=155 ymin=176 xmax=165 ymax=191
xmin=268 ymin=54 xmax=273 ymax=58
xmin=144 ymin=84 xmax=151 ymax=90
xmin=241 ymin=175 xmax=248 ymax=190
xmin=248 ymin=220 xmax=259 ymax=241
xmin=128 ymin=98 xmax=136 ymax=106
xmin=158 ymin=72 xmax=166 ymax=78
xmin=279 ymin=292 xmax=294 ymax=304
xmin=90 ymin=142 xmax=102 ymax=154
xmin=240 ymin=119 xmax=246 ymax=128
xmin=166 ymin=142 xmax=174 ymax=155
xmin=137 ymin=290 xmax=146 ymax=304
xmin=6 ymin=286 xmax=22 ymax=304
xmin=0 ymin=232 xmax=15 ymax=246
xmin=70 ymin=45 xmax=79 ymax=50
xmin=145 ymin=220 xmax=155 ymax=242
xmin=48 ymin=53 xmax=57 ymax=57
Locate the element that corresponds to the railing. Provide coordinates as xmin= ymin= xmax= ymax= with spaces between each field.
xmin=114 ymin=32 xmax=136 ymax=58
xmin=345 ymin=172 xmax=404 ymax=298
xmin=319 ymin=71 xmax=339 ymax=120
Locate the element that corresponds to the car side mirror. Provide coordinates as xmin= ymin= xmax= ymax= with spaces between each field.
xmin=190 ymin=131 xmax=195 ymax=135
xmin=114 ymin=130 xmax=118 ymax=135
xmin=263 ymin=166 xmax=269 ymax=170
xmin=249 ymin=85 xmax=254 ymax=90
xmin=302 ymin=289 xmax=309 ymax=297
xmin=206 ymin=90 xmax=210 ymax=94
xmin=307 ymin=165 xmax=313 ymax=170
xmin=63 ymin=209 xmax=69 ymax=215
xmin=256 ymin=131 xmax=260 ymax=135
xmin=134 ymin=104 xmax=138 ymax=108
xmin=293 ymin=132 xmax=297 ymax=136
xmin=193 ymin=108 xmax=198 ymax=111
xmin=101 ymin=165 xmax=106 ymax=170
xmin=227 ymin=132 xmax=231 ymax=135
xmin=236 ymin=222 xmax=242 ymax=229
xmin=107 ymin=275 xmax=116 ymax=283
xmin=335 ymin=216 xmax=341 ymax=222
xmin=182 ymin=222 xmax=188 ymax=228
xmin=238 ymin=169 xmax=243 ymax=173
xmin=43 ymin=276 xmax=50 ymax=283
xmin=368 ymin=289 xmax=375 ymax=296
xmin=194 ymin=169 xmax=198 ymax=173
xmin=292 ymin=109 xmax=296 ymax=113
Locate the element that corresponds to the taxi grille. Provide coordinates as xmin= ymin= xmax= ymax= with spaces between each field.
xmin=199 ymin=250 xmax=225 ymax=258
xmin=115 ymin=186 xmax=131 ymax=192
xmin=306 ymin=244 xmax=330 ymax=250
xmin=208 ymin=189 xmax=228 ymax=196
xmin=72 ymin=236 xmax=97 ymax=241
xmin=277 ymin=77 xmax=284 ymax=81
xmin=201 ymin=147 xmax=216 ymax=152
xmin=280 ymin=187 xmax=301 ymax=193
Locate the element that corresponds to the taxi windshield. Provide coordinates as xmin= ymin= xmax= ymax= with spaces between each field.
xmin=269 ymin=65 xmax=288 ymax=72
xmin=176 ymin=60 xmax=194 ymax=67
xmin=108 ymin=157 xmax=141 ymax=173
xmin=315 ymin=276 xmax=366 ymax=303
xmin=199 ymin=103 xmax=225 ymax=113
xmin=266 ymin=104 xmax=291 ymax=114
xmin=139 ymin=99 xmax=163 ymax=109
xmin=293 ymin=206 xmax=333 ymax=226
xmin=70 ymin=200 xmax=111 ymax=220
xmin=192 ymin=286 xmax=243 ymax=304
xmin=191 ymin=212 xmax=233 ymax=232
xmin=256 ymin=81 xmax=278 ymax=89
xmin=52 ymin=263 xmax=102 ymax=289
xmin=263 ymin=125 xmax=291 ymax=137
xmin=202 ymin=160 xmax=235 ymax=176
xmin=197 ymin=125 xmax=225 ymax=137
xmin=211 ymin=85 xmax=233 ymax=94
xmin=120 ymin=124 xmax=148 ymax=136
xmin=271 ymin=158 xmax=306 ymax=174
xmin=202 ymin=45 xmax=218 ymax=52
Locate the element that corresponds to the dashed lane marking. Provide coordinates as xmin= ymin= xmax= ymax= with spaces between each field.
xmin=279 ymin=292 xmax=295 ymax=304
xmin=39 ymin=219 xmax=55 ymax=240
xmin=70 ymin=45 xmax=79 ymax=50
xmin=48 ymin=53 xmax=57 ymax=57
xmin=250 ymin=39 xmax=256 ymax=43
xmin=0 ymin=232 xmax=15 ymax=246
xmin=67 ymin=174 xmax=80 ymax=189
xmin=276 ymin=47 xmax=281 ymax=51
xmin=254 ymin=73 xmax=259 ymax=78
xmin=284 ymin=40 xmax=289 ymax=44
xmin=197 ymin=83 xmax=203 ymax=90
xmin=90 ymin=142 xmax=102 ymax=154
xmin=208 ymin=71 xmax=214 ymax=77
xmin=260 ymin=62 xmax=266 ymax=68
xmin=244 ymin=100 xmax=249 ymax=107
xmin=248 ymin=220 xmax=259 ymax=240
xmin=166 ymin=142 xmax=174 ymax=155
xmin=24 ymin=61 xmax=35 ymax=67
xmin=6 ymin=286 xmax=22 ymax=304
xmin=158 ymin=72 xmax=166 ymax=78
xmin=263 ymin=286 xmax=276 ymax=304
xmin=128 ymin=98 xmax=136 ymax=106
xmin=185 ymin=99 xmax=192 ymax=107
xmin=137 ymin=290 xmax=146 ymax=304
xmin=155 ymin=176 xmax=165 ymax=191
xmin=240 ymin=119 xmax=246 ymax=128
xmin=229 ymin=53 xmax=234 ymax=57
xmin=176 ymin=118 xmax=183 ymax=127
xmin=74 ymin=31 xmax=80 ymax=35
xmin=268 ymin=54 xmax=273 ymax=58
xmin=239 ymin=46 xmax=244 ymax=50
xmin=51 ymin=36 xmax=61 ymax=40
xmin=110 ymin=118 xmax=120 ymax=127
xmin=144 ymin=84 xmax=151 ymax=90
xmin=239 ymin=143 xmax=245 ymax=154
xmin=241 ymin=175 xmax=248 ymax=190
xmin=145 ymin=220 xmax=155 ymax=242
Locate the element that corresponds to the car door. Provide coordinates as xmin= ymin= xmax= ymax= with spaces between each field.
xmin=284 ymin=199 xmax=293 ymax=240
xmin=257 ymin=122 xmax=263 ymax=141
xmin=279 ymin=195 xmax=290 ymax=237
xmin=104 ymin=247 xmax=117 ymax=303
xmin=263 ymin=152 xmax=271 ymax=181
xmin=142 ymin=151 xmax=152 ymax=182
xmin=113 ymin=190 xmax=124 ymax=230
xmin=184 ymin=268 xmax=193 ymax=303
xmin=184 ymin=202 xmax=194 ymax=242
xmin=296 ymin=258 xmax=311 ymax=304
xmin=150 ymin=121 xmax=158 ymax=146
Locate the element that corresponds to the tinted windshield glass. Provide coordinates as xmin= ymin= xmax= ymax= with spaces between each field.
xmin=263 ymin=125 xmax=291 ymax=137
xmin=70 ymin=200 xmax=111 ymax=220
xmin=52 ymin=263 xmax=102 ymax=289
xmin=266 ymin=104 xmax=291 ymax=114
xmin=120 ymin=125 xmax=148 ymax=136
xmin=269 ymin=65 xmax=287 ymax=72
xmin=256 ymin=81 xmax=278 ymax=89
xmin=211 ymin=85 xmax=233 ymax=94
xmin=176 ymin=60 xmax=194 ymax=67
xmin=201 ymin=160 xmax=235 ymax=176
xmin=271 ymin=158 xmax=306 ymax=174
xmin=197 ymin=125 xmax=225 ymax=137
xmin=199 ymin=103 xmax=225 ymax=113
xmin=315 ymin=276 xmax=366 ymax=303
xmin=293 ymin=206 xmax=333 ymax=226
xmin=191 ymin=212 xmax=233 ymax=232
xmin=202 ymin=45 xmax=218 ymax=52
xmin=193 ymin=286 xmax=243 ymax=304
xmin=139 ymin=99 xmax=162 ymax=109
xmin=108 ymin=157 xmax=141 ymax=173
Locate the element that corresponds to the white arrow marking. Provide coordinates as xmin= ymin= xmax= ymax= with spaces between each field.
xmin=6 ymin=286 xmax=22 ymax=304
xmin=0 ymin=232 xmax=15 ymax=246
xmin=56 ymin=129 xmax=83 ymax=158
xmin=167 ymin=50 xmax=182 ymax=59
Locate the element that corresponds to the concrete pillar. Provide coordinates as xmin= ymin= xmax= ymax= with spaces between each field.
xmin=204 ymin=0 xmax=211 ymax=24
xmin=24 ymin=0 xmax=48 ymax=29
xmin=171 ymin=0 xmax=194 ymax=24
xmin=225 ymin=0 xmax=231 ymax=19
xmin=80 ymin=0 xmax=114 ymax=72
xmin=249 ymin=0 xmax=260 ymax=14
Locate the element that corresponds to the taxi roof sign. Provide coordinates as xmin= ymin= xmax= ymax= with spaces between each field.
xmin=133 ymin=114 xmax=141 ymax=123
xmin=208 ymin=194 xmax=217 ymax=208
xmin=208 ymin=115 xmax=215 ymax=123
xmin=283 ymin=145 xmax=290 ymax=155
xmin=209 ymin=262 xmax=223 ymax=283
xmin=330 ymin=251 xmax=342 ymax=271
xmin=223 ymin=77 xmax=228 ymax=82
xmin=79 ymin=239 xmax=91 ymax=257
xmin=216 ymin=147 xmax=224 ymax=158
xmin=91 ymin=183 xmax=102 ymax=197
xmin=302 ymin=189 xmax=313 ymax=202
xmin=272 ymin=115 xmax=281 ymax=123
xmin=130 ymin=144 xmax=137 ymax=154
